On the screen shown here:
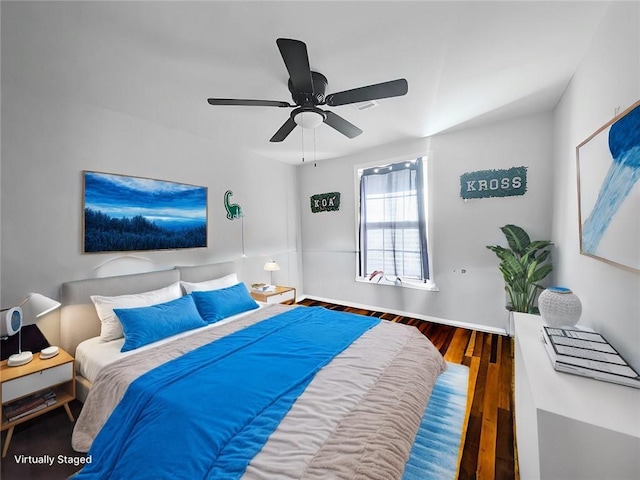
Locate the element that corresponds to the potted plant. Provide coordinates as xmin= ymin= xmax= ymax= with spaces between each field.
xmin=486 ymin=224 xmax=553 ymax=313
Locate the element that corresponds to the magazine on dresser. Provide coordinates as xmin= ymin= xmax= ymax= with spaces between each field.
xmin=541 ymin=326 xmax=640 ymax=389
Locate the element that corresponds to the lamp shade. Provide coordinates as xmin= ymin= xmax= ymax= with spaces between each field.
xmin=264 ymin=260 xmax=280 ymax=287
xmin=21 ymin=293 xmax=61 ymax=324
xmin=263 ymin=261 xmax=280 ymax=272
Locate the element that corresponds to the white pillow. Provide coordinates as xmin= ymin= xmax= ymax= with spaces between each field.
xmin=91 ymin=282 xmax=182 ymax=342
xmin=180 ymin=273 xmax=238 ymax=294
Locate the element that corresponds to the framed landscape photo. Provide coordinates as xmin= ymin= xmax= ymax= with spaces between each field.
xmin=576 ymin=100 xmax=640 ymax=272
xmin=83 ymin=171 xmax=208 ymax=253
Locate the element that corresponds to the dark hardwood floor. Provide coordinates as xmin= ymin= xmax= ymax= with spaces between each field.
xmin=1 ymin=299 xmax=516 ymax=480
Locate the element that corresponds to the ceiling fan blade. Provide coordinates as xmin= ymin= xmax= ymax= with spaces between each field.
xmin=276 ymin=38 xmax=314 ymax=93
xmin=325 ymin=78 xmax=408 ymax=106
xmin=207 ymin=98 xmax=292 ymax=108
xmin=270 ymin=117 xmax=298 ymax=142
xmin=323 ymin=111 xmax=363 ymax=138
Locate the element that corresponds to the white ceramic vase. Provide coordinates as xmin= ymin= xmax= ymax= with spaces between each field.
xmin=538 ymin=286 xmax=582 ymax=327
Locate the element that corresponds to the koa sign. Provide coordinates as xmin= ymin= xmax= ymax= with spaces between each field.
xmin=310 ymin=192 xmax=340 ymax=213
xmin=460 ymin=166 xmax=527 ymax=199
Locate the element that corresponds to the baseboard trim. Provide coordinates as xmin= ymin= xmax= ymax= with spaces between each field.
xmin=298 ymin=294 xmax=507 ymax=336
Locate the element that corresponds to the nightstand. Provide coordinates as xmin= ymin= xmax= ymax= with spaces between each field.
xmin=250 ymin=286 xmax=296 ymax=305
xmin=1 ymin=348 xmax=76 ymax=457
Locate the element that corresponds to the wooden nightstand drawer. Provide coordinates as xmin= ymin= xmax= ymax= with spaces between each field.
xmin=264 ymin=289 xmax=295 ymax=304
xmin=251 ymin=286 xmax=296 ymax=305
xmin=2 ymin=363 xmax=73 ymax=403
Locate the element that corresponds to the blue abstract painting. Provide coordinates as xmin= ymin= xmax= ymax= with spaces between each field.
xmin=577 ymin=101 xmax=640 ymax=272
xmin=83 ymin=171 xmax=207 ymax=253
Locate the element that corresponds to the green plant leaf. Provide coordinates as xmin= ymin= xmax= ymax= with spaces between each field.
xmin=530 ymin=263 xmax=553 ymax=283
xmin=534 ymin=249 xmax=551 ymax=264
xmin=486 ymin=245 xmax=509 ymax=257
xmin=528 ymin=240 xmax=553 ymax=251
xmin=501 ymin=224 xmax=530 ymax=255
xmin=501 ymin=254 xmax=525 ymax=277
xmin=526 ymin=259 xmax=539 ymax=280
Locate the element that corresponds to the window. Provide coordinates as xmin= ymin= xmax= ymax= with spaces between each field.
xmin=357 ymin=158 xmax=431 ymax=288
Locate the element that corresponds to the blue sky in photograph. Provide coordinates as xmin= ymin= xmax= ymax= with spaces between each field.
xmin=84 ymin=172 xmax=207 ymax=230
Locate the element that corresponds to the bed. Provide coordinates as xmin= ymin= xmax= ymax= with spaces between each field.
xmin=59 ymin=262 xmax=469 ymax=479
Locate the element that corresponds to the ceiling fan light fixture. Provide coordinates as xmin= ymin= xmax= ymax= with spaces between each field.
xmin=294 ymin=110 xmax=325 ymax=129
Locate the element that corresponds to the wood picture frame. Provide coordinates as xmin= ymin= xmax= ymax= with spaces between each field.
xmin=576 ymin=100 xmax=640 ymax=272
xmin=83 ymin=171 xmax=207 ymax=253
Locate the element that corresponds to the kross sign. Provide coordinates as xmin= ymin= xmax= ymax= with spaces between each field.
xmin=310 ymin=192 xmax=341 ymax=213
xmin=460 ymin=166 xmax=527 ymax=199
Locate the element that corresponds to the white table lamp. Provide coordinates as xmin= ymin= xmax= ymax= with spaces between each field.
xmin=1 ymin=293 xmax=61 ymax=367
xmin=263 ymin=261 xmax=280 ymax=286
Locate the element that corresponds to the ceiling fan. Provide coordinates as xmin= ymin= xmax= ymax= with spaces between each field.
xmin=207 ymin=38 xmax=408 ymax=142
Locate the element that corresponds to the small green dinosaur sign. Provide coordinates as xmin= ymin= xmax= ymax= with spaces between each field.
xmin=460 ymin=166 xmax=527 ymax=199
xmin=310 ymin=192 xmax=340 ymax=213
xmin=224 ymin=190 xmax=243 ymax=219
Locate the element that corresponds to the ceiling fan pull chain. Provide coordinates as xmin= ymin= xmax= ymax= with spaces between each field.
xmin=301 ymin=122 xmax=305 ymax=162
xmin=313 ymin=128 xmax=317 ymax=167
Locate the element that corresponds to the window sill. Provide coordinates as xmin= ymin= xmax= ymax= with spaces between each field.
xmin=355 ymin=276 xmax=439 ymax=292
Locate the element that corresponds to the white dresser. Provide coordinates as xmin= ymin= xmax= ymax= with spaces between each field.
xmin=513 ymin=313 xmax=640 ymax=479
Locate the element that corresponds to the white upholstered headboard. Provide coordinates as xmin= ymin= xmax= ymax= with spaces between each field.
xmin=59 ymin=262 xmax=237 ymax=356
xmin=175 ymin=261 xmax=236 ymax=283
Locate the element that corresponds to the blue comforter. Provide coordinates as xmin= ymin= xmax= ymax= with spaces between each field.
xmin=74 ymin=307 xmax=378 ymax=479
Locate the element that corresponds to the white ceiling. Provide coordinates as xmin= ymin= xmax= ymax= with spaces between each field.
xmin=2 ymin=1 xmax=610 ymax=164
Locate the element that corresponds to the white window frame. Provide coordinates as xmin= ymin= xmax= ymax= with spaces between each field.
xmin=354 ymin=154 xmax=438 ymax=292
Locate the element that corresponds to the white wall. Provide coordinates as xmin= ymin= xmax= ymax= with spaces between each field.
xmin=552 ymin=1 xmax=640 ymax=371
xmin=298 ymin=112 xmax=554 ymax=331
xmin=1 ymin=78 xmax=301 ymax=344
xmin=4 ymin=1 xmax=635 ymax=350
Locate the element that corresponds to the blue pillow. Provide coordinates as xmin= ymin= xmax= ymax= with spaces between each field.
xmin=191 ymin=282 xmax=259 ymax=324
xmin=115 ymin=294 xmax=206 ymax=352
